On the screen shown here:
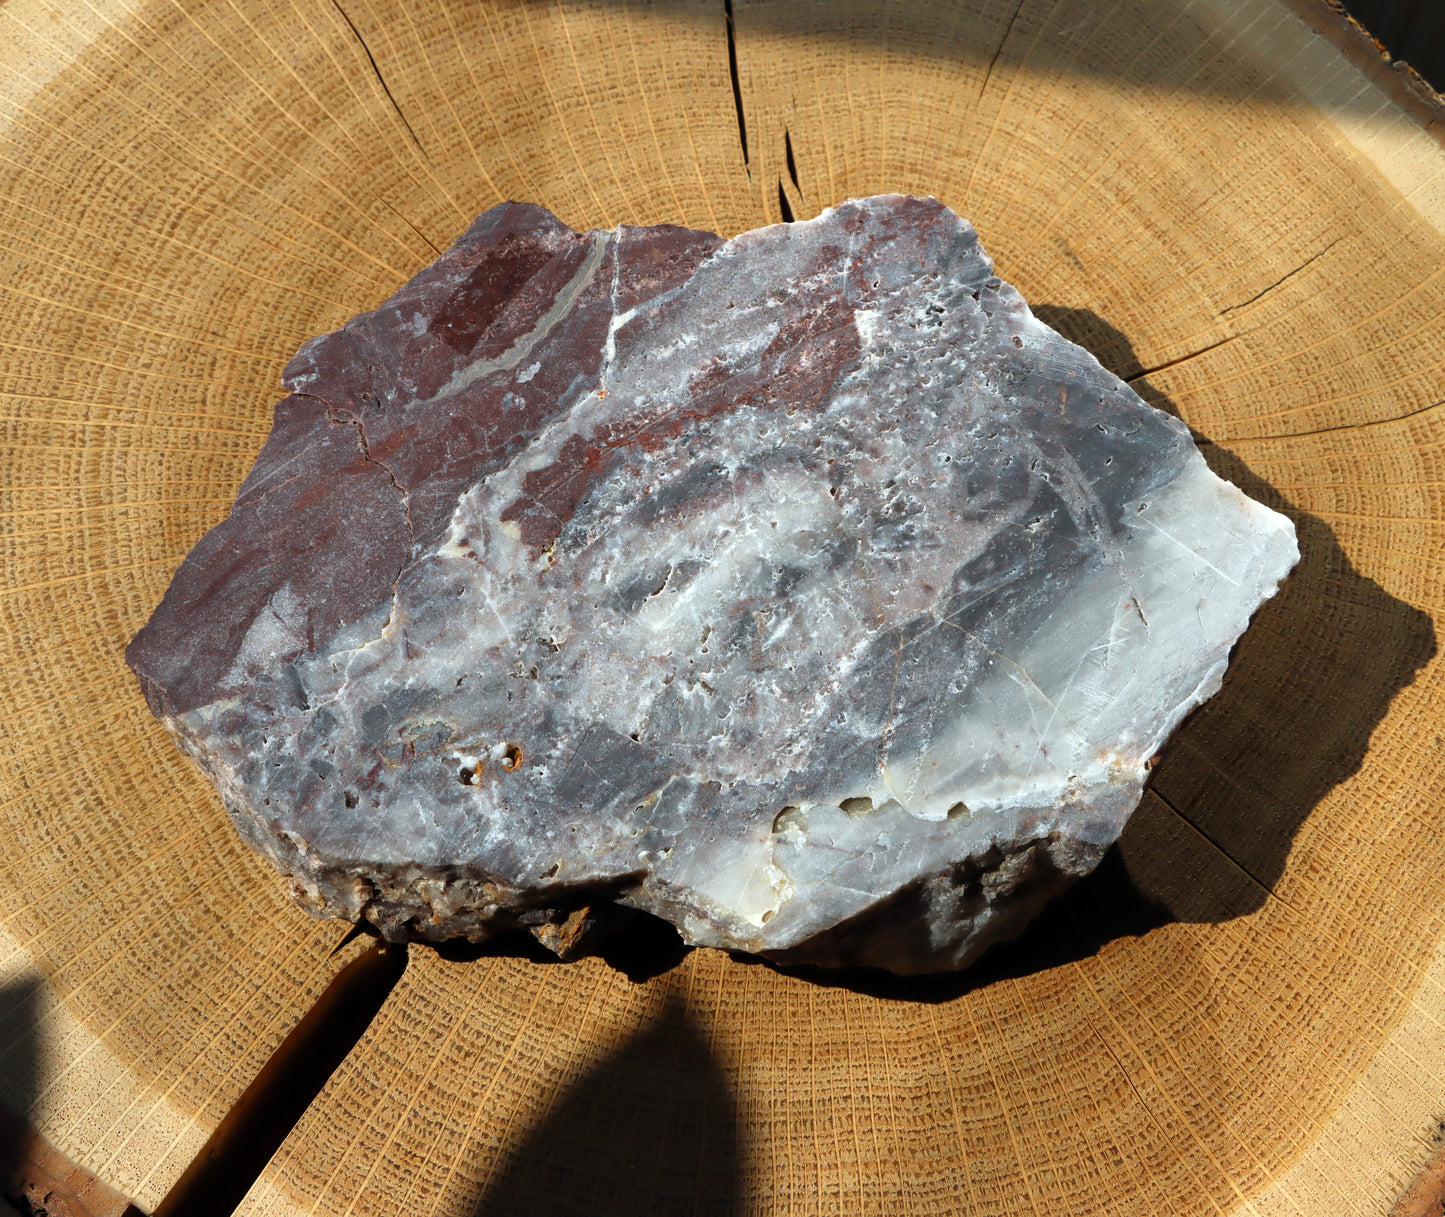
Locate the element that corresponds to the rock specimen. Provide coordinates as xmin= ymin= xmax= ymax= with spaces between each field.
xmin=127 ymin=196 xmax=1299 ymax=974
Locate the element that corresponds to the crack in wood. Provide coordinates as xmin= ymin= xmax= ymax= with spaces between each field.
xmin=777 ymin=178 xmax=795 ymax=222
xmin=1124 ymin=332 xmax=1241 ymax=383
xmin=978 ymin=0 xmax=1026 ymax=101
xmin=147 ymin=938 xmax=408 ymax=1217
xmin=1228 ymin=398 xmax=1445 ymax=444
xmin=331 ymin=0 xmax=429 ymax=162
xmin=1148 ymin=785 xmax=1281 ymax=901
xmin=723 ymin=0 xmax=750 ymax=173
xmin=1220 ymin=238 xmax=1343 ymax=316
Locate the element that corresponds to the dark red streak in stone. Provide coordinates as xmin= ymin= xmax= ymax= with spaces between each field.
xmin=426 ymin=240 xmax=555 ymax=352
xmin=127 ymin=204 xmax=721 ymax=717
xmin=496 ymin=293 xmax=861 ymax=552
xmin=501 ymin=433 xmax=608 ymax=550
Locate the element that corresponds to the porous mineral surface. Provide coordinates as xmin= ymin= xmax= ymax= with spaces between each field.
xmin=128 ymin=196 xmax=1298 ymax=974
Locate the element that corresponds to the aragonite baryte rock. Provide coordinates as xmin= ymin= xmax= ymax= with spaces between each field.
xmin=128 ymin=196 xmax=1299 ymax=974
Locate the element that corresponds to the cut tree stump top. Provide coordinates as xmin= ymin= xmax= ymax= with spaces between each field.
xmin=1 ymin=1 xmax=1443 ymax=1215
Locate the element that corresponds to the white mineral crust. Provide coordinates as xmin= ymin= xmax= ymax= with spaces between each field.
xmin=138 ymin=196 xmax=1299 ymax=973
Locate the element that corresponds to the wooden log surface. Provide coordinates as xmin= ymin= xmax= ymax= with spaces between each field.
xmin=1 ymin=0 xmax=1443 ymax=1213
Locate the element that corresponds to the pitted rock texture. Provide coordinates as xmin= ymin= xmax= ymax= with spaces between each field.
xmin=127 ymin=196 xmax=1299 ymax=974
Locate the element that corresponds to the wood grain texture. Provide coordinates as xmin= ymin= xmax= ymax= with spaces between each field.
xmin=0 ymin=1 xmax=1441 ymax=1214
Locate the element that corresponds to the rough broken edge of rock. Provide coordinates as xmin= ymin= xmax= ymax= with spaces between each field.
xmin=128 ymin=196 xmax=1300 ymax=974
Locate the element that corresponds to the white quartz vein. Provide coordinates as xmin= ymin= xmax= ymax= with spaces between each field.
xmin=422 ymin=229 xmax=613 ymax=407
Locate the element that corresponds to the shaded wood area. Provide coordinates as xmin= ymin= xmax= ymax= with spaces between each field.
xmin=1340 ymin=0 xmax=1445 ymax=94
xmin=0 ymin=0 xmax=1443 ymax=1214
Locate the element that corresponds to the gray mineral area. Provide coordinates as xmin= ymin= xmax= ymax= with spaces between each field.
xmin=130 ymin=195 xmax=1299 ymax=974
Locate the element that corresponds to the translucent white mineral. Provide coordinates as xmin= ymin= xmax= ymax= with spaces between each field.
xmin=128 ymin=196 xmax=1298 ymax=973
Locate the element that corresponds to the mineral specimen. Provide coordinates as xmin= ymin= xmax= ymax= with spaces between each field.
xmin=127 ymin=196 xmax=1298 ymax=974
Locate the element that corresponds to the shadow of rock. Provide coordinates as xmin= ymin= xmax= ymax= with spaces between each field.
xmin=594 ymin=912 xmax=696 ymax=984
xmin=468 ymin=1001 xmax=740 ymax=1217
xmin=0 ymin=979 xmax=135 ymax=1215
xmin=731 ymin=304 xmax=1435 ymax=1003
xmin=731 ymin=845 xmax=1173 ymax=1003
xmin=1035 ymin=303 xmax=1436 ymax=910
xmin=423 ymin=911 xmax=694 ymax=984
xmin=592 ymin=0 xmax=1324 ymax=108
xmin=0 ymin=980 xmax=38 ymax=1210
xmin=427 ymin=930 xmax=563 ymax=967
xmin=428 ymin=306 xmax=1433 ymax=1005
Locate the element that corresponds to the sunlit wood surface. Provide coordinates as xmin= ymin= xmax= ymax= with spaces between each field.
xmin=1 ymin=0 xmax=1443 ymax=1213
